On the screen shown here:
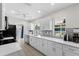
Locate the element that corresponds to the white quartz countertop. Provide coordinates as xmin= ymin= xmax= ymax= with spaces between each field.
xmin=28 ymin=34 xmax=79 ymax=48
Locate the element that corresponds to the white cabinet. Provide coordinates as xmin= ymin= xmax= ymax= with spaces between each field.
xmin=47 ymin=40 xmax=63 ymax=56
xmin=33 ymin=37 xmax=38 ymax=49
xmin=29 ymin=36 xmax=39 ymax=49
xmin=41 ymin=39 xmax=48 ymax=55
xmin=47 ymin=45 xmax=56 ymax=56
xmin=35 ymin=38 xmax=48 ymax=55
xmin=29 ymin=36 xmax=33 ymax=46
xmin=29 ymin=36 xmax=35 ymax=47
xmin=32 ymin=37 xmax=37 ymax=48
xmin=29 ymin=36 xmax=79 ymax=56
xmin=63 ymin=45 xmax=79 ymax=56
xmin=38 ymin=38 xmax=43 ymax=52
xmin=63 ymin=51 xmax=78 ymax=56
xmin=35 ymin=37 xmax=39 ymax=50
xmin=35 ymin=38 xmax=42 ymax=52
xmin=24 ymin=35 xmax=29 ymax=43
xmin=29 ymin=36 xmax=63 ymax=56
xmin=29 ymin=36 xmax=48 ymax=55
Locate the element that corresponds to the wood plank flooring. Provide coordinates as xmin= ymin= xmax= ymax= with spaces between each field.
xmin=17 ymin=39 xmax=44 ymax=56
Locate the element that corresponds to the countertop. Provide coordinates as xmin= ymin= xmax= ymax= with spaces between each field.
xmin=28 ymin=34 xmax=79 ymax=48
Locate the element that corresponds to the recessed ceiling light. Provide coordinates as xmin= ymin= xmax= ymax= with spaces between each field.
xmin=50 ymin=3 xmax=55 ymax=6
xmin=37 ymin=10 xmax=41 ymax=13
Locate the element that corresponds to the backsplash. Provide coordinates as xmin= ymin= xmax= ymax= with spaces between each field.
xmin=40 ymin=30 xmax=53 ymax=37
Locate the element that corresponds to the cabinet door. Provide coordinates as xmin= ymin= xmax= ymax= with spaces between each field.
xmin=29 ymin=36 xmax=35 ymax=47
xmin=35 ymin=38 xmax=42 ymax=51
xmin=63 ymin=45 xmax=79 ymax=56
xmin=33 ymin=37 xmax=38 ymax=49
xmin=38 ymin=38 xmax=43 ymax=52
xmin=29 ymin=36 xmax=33 ymax=46
xmin=63 ymin=51 xmax=78 ymax=56
xmin=47 ymin=40 xmax=62 ymax=56
xmin=55 ymin=46 xmax=63 ymax=56
xmin=47 ymin=46 xmax=56 ymax=56
xmin=47 ymin=46 xmax=62 ymax=56
xmin=35 ymin=38 xmax=40 ymax=50
xmin=41 ymin=39 xmax=48 ymax=55
xmin=32 ymin=37 xmax=35 ymax=47
xmin=24 ymin=35 xmax=28 ymax=43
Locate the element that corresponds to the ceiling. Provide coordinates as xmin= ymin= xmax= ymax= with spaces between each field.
xmin=4 ymin=3 xmax=74 ymax=22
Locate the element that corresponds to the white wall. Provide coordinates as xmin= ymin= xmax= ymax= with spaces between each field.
xmin=50 ymin=4 xmax=79 ymax=28
xmin=32 ymin=4 xmax=79 ymax=29
xmin=32 ymin=16 xmax=53 ymax=30
xmin=8 ymin=16 xmax=30 ymax=34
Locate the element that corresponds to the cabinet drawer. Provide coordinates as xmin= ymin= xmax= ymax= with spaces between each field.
xmin=63 ymin=45 xmax=79 ymax=54
xmin=47 ymin=46 xmax=56 ymax=56
xmin=42 ymin=39 xmax=48 ymax=55
xmin=47 ymin=45 xmax=62 ymax=56
xmin=47 ymin=40 xmax=62 ymax=48
xmin=63 ymin=51 xmax=78 ymax=56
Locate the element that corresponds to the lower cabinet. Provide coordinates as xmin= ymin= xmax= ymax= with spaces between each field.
xmin=33 ymin=37 xmax=37 ymax=48
xmin=29 ymin=36 xmax=36 ymax=48
xmin=63 ymin=51 xmax=78 ymax=56
xmin=47 ymin=40 xmax=63 ymax=56
xmin=37 ymin=38 xmax=42 ymax=51
xmin=47 ymin=46 xmax=57 ymax=56
xmin=63 ymin=45 xmax=79 ymax=56
xmin=29 ymin=36 xmax=79 ymax=56
xmin=48 ymin=46 xmax=63 ymax=56
xmin=29 ymin=36 xmax=63 ymax=56
xmin=29 ymin=36 xmax=33 ymax=46
xmin=41 ymin=39 xmax=48 ymax=55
